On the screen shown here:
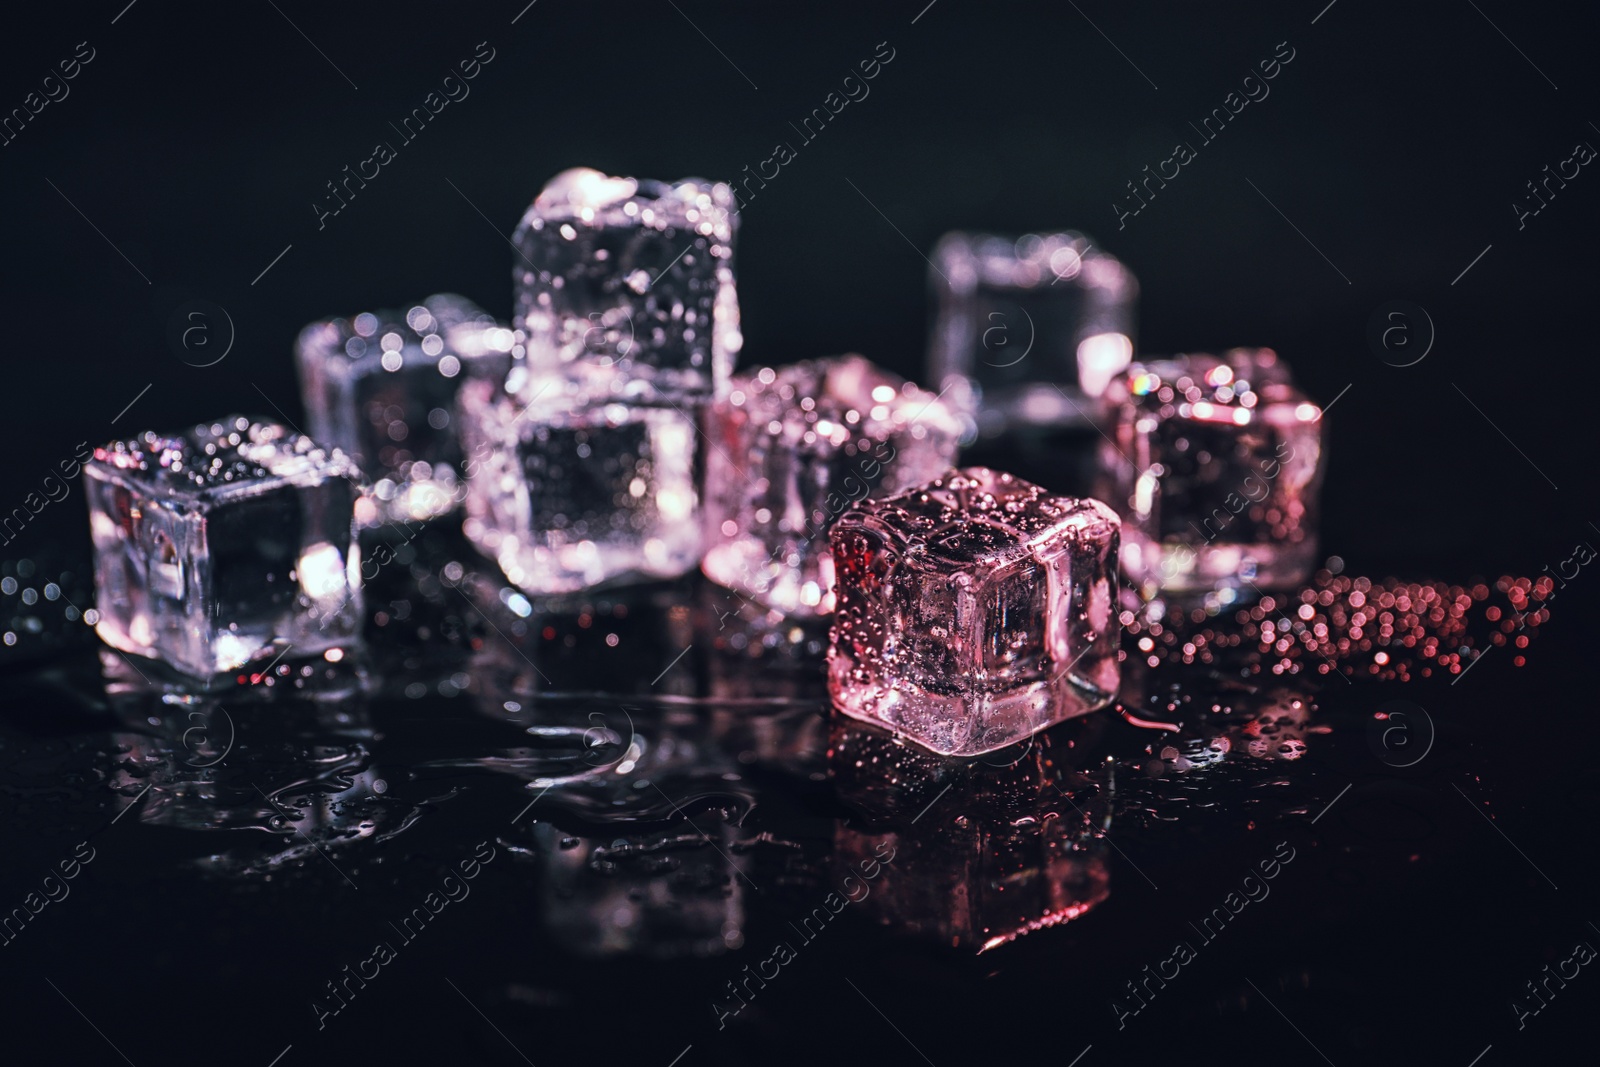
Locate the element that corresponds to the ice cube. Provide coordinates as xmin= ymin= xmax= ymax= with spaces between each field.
xmin=513 ymin=166 xmax=740 ymax=405
xmin=459 ymin=379 xmax=701 ymax=595
xmin=84 ymin=416 xmax=363 ymax=682
xmin=828 ymin=467 xmax=1120 ymax=756
xmin=928 ymin=231 xmax=1137 ymax=433
xmin=1098 ymin=348 xmax=1325 ymax=596
xmin=701 ymin=355 xmax=962 ymax=616
xmin=296 ymin=294 xmax=513 ymax=525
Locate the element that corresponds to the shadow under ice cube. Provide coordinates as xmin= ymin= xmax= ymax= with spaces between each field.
xmin=84 ymin=416 xmax=363 ymax=682
xmin=828 ymin=467 xmax=1119 ymax=756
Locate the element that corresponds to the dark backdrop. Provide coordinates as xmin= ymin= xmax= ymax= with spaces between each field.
xmin=3 ymin=6 xmax=1600 ymax=1067
xmin=3 ymin=0 xmax=1596 ymax=576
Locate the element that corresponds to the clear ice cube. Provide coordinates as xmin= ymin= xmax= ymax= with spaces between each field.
xmin=84 ymin=416 xmax=363 ymax=681
xmin=459 ymin=381 xmax=701 ymax=595
xmin=828 ymin=467 xmax=1120 ymax=756
xmin=463 ymin=166 xmax=738 ymax=595
xmin=296 ymin=293 xmax=513 ymax=525
xmin=1097 ymin=348 xmax=1325 ymax=596
xmin=701 ymin=355 xmax=962 ymax=617
xmin=512 ymin=166 xmax=740 ymax=404
xmin=928 ymin=231 xmax=1137 ymax=436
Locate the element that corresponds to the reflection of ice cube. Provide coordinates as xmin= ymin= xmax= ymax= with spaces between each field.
xmin=828 ymin=468 xmax=1120 ymax=756
xmin=460 ymin=382 xmax=702 ymax=595
xmin=105 ymin=693 xmax=374 ymax=846
xmin=296 ymin=294 xmax=511 ymax=526
xmin=835 ymin=818 xmax=1109 ymax=953
xmin=698 ymin=578 xmax=832 ymax=713
xmin=512 ymin=167 xmax=740 ymax=405
xmin=927 ymin=230 xmax=1137 ymax=415
xmin=702 ymin=355 xmax=961 ymax=617
xmin=530 ymin=820 xmax=745 ymax=960
xmin=829 ymin=717 xmax=1111 ymax=951
xmin=497 ymin=694 xmax=748 ymax=959
xmin=84 ymin=416 xmax=363 ymax=681
xmin=459 ymin=569 xmax=697 ymax=701
xmin=1098 ymin=349 xmax=1325 ymax=595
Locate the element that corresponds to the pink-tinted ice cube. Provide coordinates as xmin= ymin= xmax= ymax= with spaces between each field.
xmin=827 ymin=467 xmax=1119 ymax=756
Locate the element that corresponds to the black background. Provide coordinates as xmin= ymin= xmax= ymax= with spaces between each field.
xmin=2 ymin=3 xmax=1598 ymax=1066
xmin=3 ymin=0 xmax=1598 ymax=570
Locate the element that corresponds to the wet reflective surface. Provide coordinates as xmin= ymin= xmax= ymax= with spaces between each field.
xmin=0 ymin=525 xmax=1591 ymax=1067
